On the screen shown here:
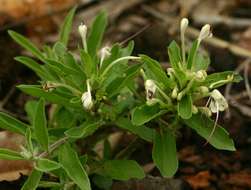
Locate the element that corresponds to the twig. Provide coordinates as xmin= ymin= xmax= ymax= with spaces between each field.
xmin=0 ymin=85 xmax=16 ymax=109
xmin=38 ymin=136 xmax=69 ymax=158
xmin=194 ymin=15 xmax=251 ymax=29
xmin=119 ymin=23 xmax=151 ymax=45
xmin=142 ymin=5 xmax=251 ymax=59
xmin=244 ymin=60 xmax=251 ymax=101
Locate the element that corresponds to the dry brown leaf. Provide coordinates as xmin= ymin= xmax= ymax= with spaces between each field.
xmin=226 ymin=170 xmax=251 ymax=188
xmin=185 ymin=171 xmax=211 ymax=190
xmin=0 ymin=131 xmax=33 ymax=182
xmin=0 ymin=0 xmax=78 ymax=26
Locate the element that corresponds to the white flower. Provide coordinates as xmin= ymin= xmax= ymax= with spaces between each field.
xmin=99 ymin=46 xmax=111 ymax=67
xmin=145 ymin=79 xmax=157 ymax=100
xmin=209 ymin=89 xmax=228 ymax=113
xmin=81 ymin=80 xmax=93 ymax=110
xmin=78 ymin=23 xmax=88 ymax=51
xmin=198 ymin=24 xmax=212 ymax=43
xmin=180 ymin=18 xmax=189 ymax=36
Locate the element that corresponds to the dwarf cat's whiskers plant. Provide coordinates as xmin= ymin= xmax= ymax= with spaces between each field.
xmin=0 ymin=8 xmax=242 ymax=190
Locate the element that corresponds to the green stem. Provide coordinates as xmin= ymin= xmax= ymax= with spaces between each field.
xmin=101 ymin=56 xmax=141 ymax=78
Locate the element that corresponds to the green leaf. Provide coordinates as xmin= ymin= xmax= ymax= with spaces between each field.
xmin=116 ymin=117 xmax=155 ymax=142
xmin=0 ymin=112 xmax=28 ymax=135
xmin=152 ymin=129 xmax=178 ymax=177
xmin=187 ymin=40 xmax=198 ymax=70
xmin=131 ymin=104 xmax=166 ymax=126
xmin=59 ymin=6 xmax=76 ymax=46
xmin=0 ymin=148 xmax=24 ymax=160
xmin=87 ymin=11 xmax=108 ymax=57
xmin=141 ymin=55 xmax=174 ymax=89
xmin=178 ymin=94 xmax=192 ymax=119
xmin=203 ymin=71 xmax=242 ymax=88
xmin=184 ymin=113 xmax=236 ymax=151
xmin=34 ymin=98 xmax=49 ymax=151
xmin=80 ymin=50 xmax=95 ymax=77
xmin=102 ymin=160 xmax=145 ymax=181
xmin=15 ymin=56 xmax=48 ymax=79
xmin=58 ymin=143 xmax=91 ymax=190
xmin=46 ymin=59 xmax=79 ymax=75
xmin=65 ymin=120 xmax=102 ymax=139
xmin=35 ymin=158 xmax=61 ymax=172
xmin=168 ymin=41 xmax=187 ymax=87
xmin=25 ymin=100 xmax=38 ymax=123
xmin=106 ymin=63 xmax=142 ymax=97
xmin=21 ymin=170 xmax=43 ymax=190
xmin=8 ymin=30 xmax=45 ymax=62
xmin=17 ymin=85 xmax=80 ymax=108
xmin=53 ymin=42 xmax=67 ymax=58
xmin=168 ymin=41 xmax=182 ymax=70
xmin=192 ymin=53 xmax=210 ymax=71
xmin=25 ymin=127 xmax=33 ymax=152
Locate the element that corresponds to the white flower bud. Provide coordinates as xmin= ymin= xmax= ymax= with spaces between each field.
xmin=78 ymin=23 xmax=88 ymax=51
xmin=145 ymin=79 xmax=157 ymax=100
xmin=180 ymin=18 xmax=189 ymax=36
xmin=198 ymin=86 xmax=209 ymax=94
xmin=195 ymin=70 xmax=207 ymax=81
xmin=81 ymin=92 xmax=93 ymax=110
xmin=198 ymin=24 xmax=212 ymax=43
xmin=78 ymin=23 xmax=87 ymax=40
xmin=99 ymin=46 xmax=111 ymax=67
xmin=81 ymin=80 xmax=93 ymax=110
xmin=209 ymin=89 xmax=228 ymax=113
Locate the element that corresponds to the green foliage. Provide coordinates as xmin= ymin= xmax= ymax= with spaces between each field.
xmin=34 ymin=98 xmax=49 ymax=151
xmin=152 ymin=129 xmax=178 ymax=177
xmin=0 ymin=8 xmax=242 ymax=189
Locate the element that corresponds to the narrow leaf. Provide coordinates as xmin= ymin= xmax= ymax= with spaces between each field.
xmin=58 ymin=143 xmax=91 ymax=190
xmin=141 ymin=55 xmax=174 ymax=89
xmin=102 ymin=160 xmax=145 ymax=181
xmin=8 ymin=30 xmax=45 ymax=62
xmin=65 ymin=120 xmax=102 ymax=139
xmin=17 ymin=85 xmax=80 ymax=108
xmin=87 ymin=11 xmax=108 ymax=57
xmin=0 ymin=112 xmax=28 ymax=135
xmin=116 ymin=117 xmax=155 ymax=142
xmin=184 ymin=113 xmax=236 ymax=151
xmin=35 ymin=158 xmax=61 ymax=172
xmin=15 ymin=56 xmax=48 ymax=79
xmin=152 ymin=129 xmax=178 ymax=177
xmin=21 ymin=170 xmax=43 ymax=190
xmin=131 ymin=104 xmax=166 ymax=126
xmin=187 ymin=40 xmax=198 ymax=69
xmin=178 ymin=94 xmax=192 ymax=119
xmin=34 ymin=98 xmax=49 ymax=151
xmin=0 ymin=148 xmax=24 ymax=160
xmin=59 ymin=6 xmax=76 ymax=46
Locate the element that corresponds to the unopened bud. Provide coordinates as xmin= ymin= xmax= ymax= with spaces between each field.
xmin=198 ymin=24 xmax=212 ymax=43
xmin=100 ymin=46 xmax=111 ymax=67
xmin=180 ymin=18 xmax=189 ymax=36
xmin=195 ymin=70 xmax=207 ymax=81
xmin=78 ymin=23 xmax=88 ymax=51
xmin=81 ymin=80 xmax=93 ymax=110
